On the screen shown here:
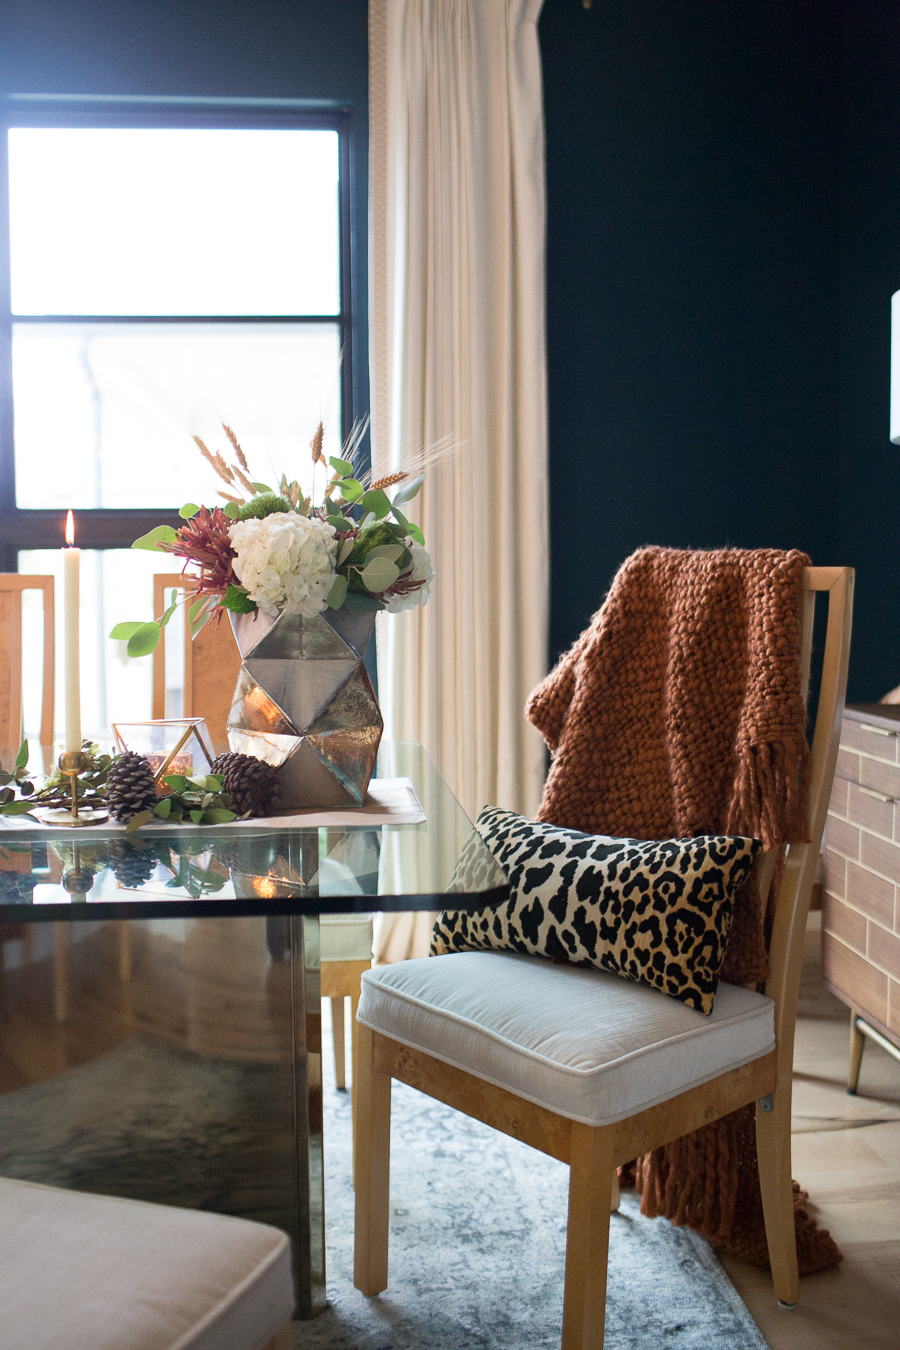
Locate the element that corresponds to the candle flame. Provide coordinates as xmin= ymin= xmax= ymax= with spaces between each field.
xmin=65 ymin=510 xmax=75 ymax=547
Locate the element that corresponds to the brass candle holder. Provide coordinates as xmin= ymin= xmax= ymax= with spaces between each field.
xmin=40 ymin=750 xmax=109 ymax=828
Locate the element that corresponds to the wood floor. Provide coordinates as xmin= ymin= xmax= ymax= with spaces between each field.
xmin=720 ymin=911 xmax=900 ymax=1349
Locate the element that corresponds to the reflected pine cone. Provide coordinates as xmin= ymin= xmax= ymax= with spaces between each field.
xmin=107 ymin=840 xmax=157 ymax=889
xmin=212 ymin=752 xmax=282 ymax=817
xmin=107 ymin=752 xmax=158 ymax=823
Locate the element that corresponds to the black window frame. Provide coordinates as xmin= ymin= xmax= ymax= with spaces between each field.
xmin=0 ymin=97 xmax=359 ymax=570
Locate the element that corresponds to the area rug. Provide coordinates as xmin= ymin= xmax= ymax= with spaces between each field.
xmin=0 ymin=1035 xmax=768 ymax=1349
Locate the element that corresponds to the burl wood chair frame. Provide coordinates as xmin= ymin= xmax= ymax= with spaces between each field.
xmin=354 ymin=566 xmax=854 ymax=1349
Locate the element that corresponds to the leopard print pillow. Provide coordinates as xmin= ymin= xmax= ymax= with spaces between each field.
xmin=431 ymin=807 xmax=760 ymax=1014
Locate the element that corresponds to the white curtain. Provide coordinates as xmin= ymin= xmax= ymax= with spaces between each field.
xmin=369 ymin=0 xmax=549 ymax=961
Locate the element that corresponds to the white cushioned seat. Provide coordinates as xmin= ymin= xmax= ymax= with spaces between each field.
xmin=0 ymin=1177 xmax=294 ymax=1350
xmin=320 ymin=913 xmax=374 ymax=962
xmin=358 ymin=951 xmax=775 ymax=1128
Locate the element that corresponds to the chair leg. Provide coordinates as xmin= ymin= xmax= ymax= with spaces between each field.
xmin=755 ymin=1093 xmax=800 ymax=1308
xmin=332 ymin=996 xmax=346 ymax=1089
xmin=353 ymin=1022 xmax=392 ymax=1297
xmin=351 ymin=991 xmax=360 ymax=1188
xmin=848 ymin=1010 xmax=865 ymax=1095
xmin=562 ymin=1123 xmax=616 ymax=1350
xmin=610 ymin=1172 xmax=620 ymax=1212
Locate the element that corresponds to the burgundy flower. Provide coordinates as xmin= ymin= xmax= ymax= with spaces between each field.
xmin=162 ymin=506 xmax=237 ymax=598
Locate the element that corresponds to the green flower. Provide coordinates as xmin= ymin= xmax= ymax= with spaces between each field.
xmin=236 ymin=493 xmax=292 ymax=521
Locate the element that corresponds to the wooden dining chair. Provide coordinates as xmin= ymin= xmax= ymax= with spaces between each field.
xmin=152 ymin=573 xmax=243 ymax=750
xmin=353 ymin=566 xmax=854 ymax=1348
xmin=154 ymin=573 xmax=376 ymax=1090
xmin=0 ymin=574 xmax=54 ymax=757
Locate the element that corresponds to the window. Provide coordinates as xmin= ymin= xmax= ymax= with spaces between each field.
xmin=0 ymin=102 xmax=359 ymax=741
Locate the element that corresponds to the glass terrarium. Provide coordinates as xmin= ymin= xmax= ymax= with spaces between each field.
xmin=112 ymin=717 xmax=215 ymax=789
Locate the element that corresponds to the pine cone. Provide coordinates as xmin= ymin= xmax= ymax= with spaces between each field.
xmin=107 ymin=752 xmax=158 ymax=823
xmin=212 ymin=752 xmax=282 ymax=817
xmin=107 ymin=840 xmax=157 ymax=889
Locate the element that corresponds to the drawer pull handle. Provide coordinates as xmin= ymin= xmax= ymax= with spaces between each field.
xmin=859 ymin=786 xmax=896 ymax=804
xmin=859 ymin=723 xmax=898 ymax=737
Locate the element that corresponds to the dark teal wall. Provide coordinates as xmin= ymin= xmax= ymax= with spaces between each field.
xmin=540 ymin=0 xmax=899 ymax=704
xmin=836 ymin=2 xmax=900 ymax=701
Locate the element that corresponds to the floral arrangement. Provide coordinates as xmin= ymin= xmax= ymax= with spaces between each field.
xmin=111 ymin=422 xmax=434 ymax=657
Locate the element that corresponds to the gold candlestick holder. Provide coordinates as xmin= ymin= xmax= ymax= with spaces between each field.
xmin=40 ymin=750 xmax=109 ymax=828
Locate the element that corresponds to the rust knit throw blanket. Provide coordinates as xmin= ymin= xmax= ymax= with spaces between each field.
xmin=525 ymin=546 xmax=841 ymax=1274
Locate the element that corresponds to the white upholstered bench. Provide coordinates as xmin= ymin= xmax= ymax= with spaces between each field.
xmin=0 ymin=1177 xmax=294 ymax=1350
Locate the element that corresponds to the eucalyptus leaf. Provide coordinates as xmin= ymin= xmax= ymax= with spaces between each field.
xmin=329 ymin=456 xmax=355 ymax=476
xmin=359 ymin=511 xmax=375 ymax=530
xmin=203 ymin=808 xmax=237 ymax=825
xmin=340 ymin=478 xmax=364 ymax=503
xmin=109 ymin=621 xmax=145 ymax=641
xmin=163 ymin=775 xmax=188 ymax=793
xmin=326 ymin=574 xmax=348 ymax=610
xmin=407 ymin=522 xmax=425 ymax=546
xmin=178 ymin=502 xmax=199 ymax=519
xmin=360 ymin=489 xmax=391 ymax=520
xmin=363 ymin=544 xmax=404 ymax=563
xmin=188 ymin=597 xmax=208 ymax=626
xmin=154 ymin=797 xmax=172 ymax=819
xmin=131 ymin=525 xmax=179 ymax=551
xmin=325 ymin=515 xmax=352 ymax=534
xmin=190 ymin=603 xmax=214 ymax=639
xmin=252 ymin=482 xmax=273 ymax=493
xmin=391 ymin=505 xmax=410 ymax=531
xmin=126 ymin=622 xmax=161 ymax=658
xmin=0 ymin=772 xmax=12 ymax=786
xmin=189 ymin=809 xmax=205 ymax=824
xmin=359 ymin=557 xmax=401 ymax=592
xmin=391 ymin=473 xmax=425 ymax=507
xmin=15 ymin=740 xmax=28 ymax=770
xmin=337 ymin=537 xmax=355 ymax=566
xmin=0 ymin=800 xmax=36 ymax=816
xmin=223 ymin=502 xmax=240 ymax=519
xmin=0 ymin=788 xmax=14 ymax=806
xmin=159 ymin=599 xmax=179 ymax=628
xmin=125 ymin=809 xmax=154 ymax=833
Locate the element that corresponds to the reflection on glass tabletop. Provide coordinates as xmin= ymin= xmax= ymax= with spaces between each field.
xmin=0 ymin=743 xmax=508 ymax=920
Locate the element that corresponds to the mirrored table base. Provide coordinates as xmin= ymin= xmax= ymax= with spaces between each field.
xmin=0 ymin=912 xmax=326 ymax=1318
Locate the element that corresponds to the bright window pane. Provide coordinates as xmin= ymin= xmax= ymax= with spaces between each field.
xmin=13 ymin=321 xmax=342 ymax=510
xmin=9 ymin=127 xmax=340 ymax=316
xmin=20 ymin=548 xmax=187 ymax=746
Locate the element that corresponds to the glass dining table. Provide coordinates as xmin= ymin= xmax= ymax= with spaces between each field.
xmin=0 ymin=742 xmax=507 ymax=1318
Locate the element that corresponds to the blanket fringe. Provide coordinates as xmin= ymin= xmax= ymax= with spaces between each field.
xmin=727 ymin=737 xmax=810 ymax=849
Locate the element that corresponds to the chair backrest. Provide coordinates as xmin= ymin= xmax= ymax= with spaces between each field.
xmin=151 ymin=574 xmax=242 ymax=751
xmin=764 ymin=566 xmax=853 ymax=1076
xmin=0 ymin=575 xmax=54 ymax=755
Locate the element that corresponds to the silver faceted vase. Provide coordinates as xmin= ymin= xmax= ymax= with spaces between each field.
xmin=227 ymin=607 xmax=383 ymax=810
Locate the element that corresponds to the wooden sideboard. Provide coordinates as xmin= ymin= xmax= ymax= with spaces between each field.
xmin=822 ymin=704 xmax=900 ymax=1088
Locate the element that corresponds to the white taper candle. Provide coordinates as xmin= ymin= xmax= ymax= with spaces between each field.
xmin=63 ymin=510 xmax=81 ymax=753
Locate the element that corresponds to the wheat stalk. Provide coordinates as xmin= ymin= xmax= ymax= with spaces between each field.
xmin=370 ymin=470 xmax=408 ymax=492
xmin=217 ymin=490 xmax=245 ymax=505
xmin=232 ymin=464 xmax=257 ymax=497
xmin=194 ymin=434 xmax=234 ymax=487
xmin=310 ymin=421 xmax=326 ymax=465
xmin=222 ymin=423 xmax=249 ymax=472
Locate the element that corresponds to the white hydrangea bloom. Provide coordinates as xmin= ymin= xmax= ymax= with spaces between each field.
xmin=229 ymin=513 xmax=337 ymax=619
xmin=383 ymin=542 xmax=435 ymax=613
